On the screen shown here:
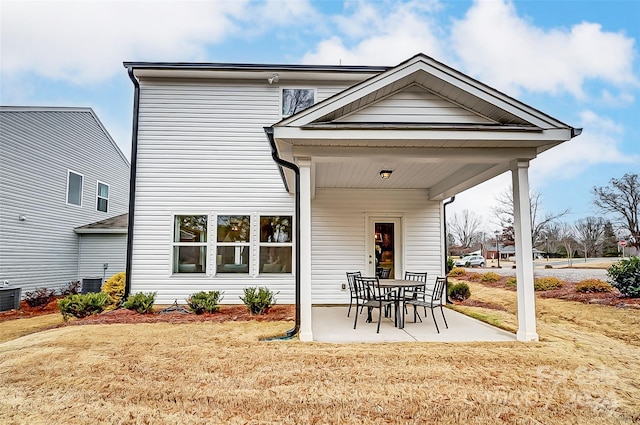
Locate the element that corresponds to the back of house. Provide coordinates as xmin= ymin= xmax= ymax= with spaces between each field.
xmin=0 ymin=106 xmax=130 ymax=297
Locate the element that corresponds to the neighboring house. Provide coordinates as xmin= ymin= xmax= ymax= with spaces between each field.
xmin=124 ymin=54 xmax=580 ymax=341
xmin=75 ymin=213 xmax=128 ymax=290
xmin=0 ymin=107 xmax=130 ymax=295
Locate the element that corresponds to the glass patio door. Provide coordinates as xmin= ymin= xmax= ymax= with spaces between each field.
xmin=368 ymin=217 xmax=402 ymax=279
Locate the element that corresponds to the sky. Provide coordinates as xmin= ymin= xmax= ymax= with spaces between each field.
xmin=1 ymin=0 xmax=639 ymax=233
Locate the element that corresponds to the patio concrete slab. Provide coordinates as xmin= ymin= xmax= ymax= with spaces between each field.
xmin=312 ymin=306 xmax=516 ymax=343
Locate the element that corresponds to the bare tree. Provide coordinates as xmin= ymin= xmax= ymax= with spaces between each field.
xmin=492 ymin=187 xmax=569 ymax=246
xmin=592 ymin=173 xmax=639 ymax=249
xmin=541 ymin=222 xmax=563 ymax=256
xmin=559 ymin=223 xmax=577 ymax=266
xmin=574 ymin=217 xmax=606 ymax=258
xmin=448 ymin=209 xmax=484 ymax=249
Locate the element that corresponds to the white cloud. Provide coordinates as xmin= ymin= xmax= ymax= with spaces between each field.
xmin=531 ymin=110 xmax=639 ymax=181
xmin=1 ymin=0 xmax=249 ymax=83
xmin=450 ymin=0 xmax=638 ymax=97
xmin=301 ymin=0 xmax=446 ymax=66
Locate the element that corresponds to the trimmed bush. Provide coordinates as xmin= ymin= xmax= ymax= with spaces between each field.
xmin=481 ymin=272 xmax=500 ymax=283
xmin=448 ymin=282 xmax=471 ymax=301
xmin=59 ymin=280 xmax=80 ymax=296
xmin=575 ymin=279 xmax=613 ymax=293
xmin=534 ymin=277 xmax=563 ymax=291
xmin=187 ymin=291 xmax=223 ymax=314
xmin=448 ymin=267 xmax=467 ymax=277
xmin=123 ymin=292 xmax=157 ymax=314
xmin=102 ymin=272 xmax=126 ymax=309
xmin=505 ymin=277 xmax=517 ymax=288
xmin=24 ymin=287 xmax=57 ymax=309
xmin=57 ymin=292 xmax=110 ymax=321
xmin=240 ymin=287 xmax=278 ymax=314
xmin=607 ymin=256 xmax=640 ymax=298
xmin=446 ymin=257 xmax=456 ymax=273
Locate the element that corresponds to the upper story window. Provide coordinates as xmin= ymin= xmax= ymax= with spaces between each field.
xmin=282 ymin=88 xmax=315 ymax=116
xmin=96 ymin=182 xmax=109 ymax=212
xmin=173 ymin=215 xmax=207 ymax=274
xmin=216 ymin=215 xmax=251 ymax=274
xmin=66 ymin=170 xmax=83 ymax=206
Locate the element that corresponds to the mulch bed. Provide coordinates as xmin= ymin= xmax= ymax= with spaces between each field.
xmin=454 ymin=272 xmax=640 ymax=309
xmin=0 ymin=300 xmax=295 ymax=324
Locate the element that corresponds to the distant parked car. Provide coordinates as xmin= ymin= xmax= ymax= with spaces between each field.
xmin=455 ymin=255 xmax=486 ymax=267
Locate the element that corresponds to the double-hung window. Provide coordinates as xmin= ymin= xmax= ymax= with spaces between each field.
xmin=173 ymin=215 xmax=207 ymax=274
xmin=66 ymin=170 xmax=83 ymax=206
xmin=216 ymin=215 xmax=251 ymax=274
xmin=259 ymin=216 xmax=293 ymax=274
xmin=96 ymin=182 xmax=109 ymax=212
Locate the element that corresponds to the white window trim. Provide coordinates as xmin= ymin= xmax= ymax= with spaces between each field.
xmin=66 ymin=169 xmax=84 ymax=207
xmin=170 ymin=213 xmax=209 ymax=277
xmin=280 ymin=87 xmax=316 ymax=118
xmin=96 ymin=181 xmax=109 ymax=213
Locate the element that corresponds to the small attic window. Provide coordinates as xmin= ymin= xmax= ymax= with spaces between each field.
xmin=282 ymin=88 xmax=315 ymax=116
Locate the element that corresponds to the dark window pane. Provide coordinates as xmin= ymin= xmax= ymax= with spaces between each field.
xmin=173 ymin=246 xmax=206 ymax=273
xmin=217 ymin=215 xmax=250 ymax=242
xmin=216 ymin=246 xmax=250 ymax=273
xmin=282 ymin=89 xmax=314 ymax=115
xmin=67 ymin=172 xmax=83 ymax=205
xmin=174 ymin=215 xmax=207 ymax=243
xmin=260 ymin=216 xmax=292 ymax=243
xmin=97 ymin=197 xmax=108 ymax=212
xmin=98 ymin=182 xmax=109 ymax=198
xmin=260 ymin=246 xmax=292 ymax=273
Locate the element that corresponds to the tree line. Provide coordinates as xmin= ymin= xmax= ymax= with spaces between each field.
xmin=447 ymin=173 xmax=639 ymax=259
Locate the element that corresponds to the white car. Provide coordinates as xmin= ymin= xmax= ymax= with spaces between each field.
xmin=455 ymin=255 xmax=486 ymax=267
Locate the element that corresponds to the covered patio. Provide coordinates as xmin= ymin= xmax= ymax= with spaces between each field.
xmin=266 ymin=54 xmax=579 ymax=343
xmin=312 ymin=306 xmax=515 ymax=343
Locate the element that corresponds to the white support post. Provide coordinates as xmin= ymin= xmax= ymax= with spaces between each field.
xmin=298 ymin=158 xmax=313 ymax=341
xmin=511 ymin=160 xmax=539 ymax=342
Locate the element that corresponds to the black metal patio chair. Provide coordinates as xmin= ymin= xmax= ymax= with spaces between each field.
xmin=346 ymin=271 xmax=362 ymax=317
xmin=353 ymin=276 xmax=397 ymax=333
xmin=405 ymin=276 xmax=449 ymax=333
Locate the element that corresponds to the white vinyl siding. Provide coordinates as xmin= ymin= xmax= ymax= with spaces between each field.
xmin=78 ymin=233 xmax=127 ymax=280
xmin=311 ymin=188 xmax=442 ymax=304
xmin=337 ymin=84 xmax=495 ymax=124
xmin=0 ymin=108 xmax=130 ymax=294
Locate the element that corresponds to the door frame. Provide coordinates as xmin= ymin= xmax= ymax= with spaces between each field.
xmin=365 ymin=214 xmax=403 ymax=278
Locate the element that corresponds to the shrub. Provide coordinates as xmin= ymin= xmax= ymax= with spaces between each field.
xmin=448 ymin=267 xmax=467 ymax=277
xmin=102 ymin=272 xmax=126 ymax=309
xmin=123 ymin=292 xmax=157 ymax=314
xmin=481 ymin=272 xmax=500 ymax=283
xmin=240 ymin=287 xmax=278 ymax=314
xmin=575 ymin=279 xmax=613 ymax=293
xmin=57 ymin=292 xmax=110 ymax=321
xmin=24 ymin=287 xmax=57 ymax=309
xmin=607 ymin=256 xmax=640 ymax=298
xmin=446 ymin=257 xmax=456 ymax=273
xmin=505 ymin=277 xmax=517 ymax=288
xmin=59 ymin=280 xmax=81 ymax=296
xmin=465 ymin=272 xmax=482 ymax=282
xmin=448 ymin=282 xmax=471 ymax=301
xmin=534 ymin=277 xmax=563 ymax=291
xmin=187 ymin=291 xmax=223 ymax=314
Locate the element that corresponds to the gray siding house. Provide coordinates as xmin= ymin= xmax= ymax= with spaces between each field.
xmin=124 ymin=54 xmax=579 ymax=341
xmin=0 ymin=106 xmax=130 ymax=295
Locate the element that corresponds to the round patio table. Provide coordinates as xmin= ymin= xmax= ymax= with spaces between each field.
xmin=377 ymin=279 xmax=426 ymax=329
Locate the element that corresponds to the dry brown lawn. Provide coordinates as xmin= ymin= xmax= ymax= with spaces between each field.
xmin=1 ymin=286 xmax=639 ymax=424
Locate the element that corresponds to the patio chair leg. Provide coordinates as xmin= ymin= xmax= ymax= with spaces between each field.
xmin=347 ymin=299 xmax=353 ymax=317
xmin=376 ymin=308 xmax=382 ymax=333
xmin=353 ymin=303 xmax=359 ymax=329
xmin=439 ymin=305 xmax=448 ymax=329
xmin=431 ymin=308 xmax=440 ymax=333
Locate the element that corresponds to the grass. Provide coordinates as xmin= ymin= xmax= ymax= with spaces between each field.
xmin=1 ymin=288 xmax=639 ymax=424
xmin=0 ymin=314 xmax=64 ymax=344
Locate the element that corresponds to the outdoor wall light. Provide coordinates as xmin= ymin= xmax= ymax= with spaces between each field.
xmin=268 ymin=73 xmax=279 ymax=84
xmin=379 ymin=170 xmax=393 ymax=179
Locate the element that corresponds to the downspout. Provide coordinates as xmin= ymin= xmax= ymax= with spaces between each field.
xmin=263 ymin=127 xmax=300 ymax=339
xmin=443 ymin=196 xmax=455 ymax=304
xmin=124 ymin=67 xmax=141 ymax=298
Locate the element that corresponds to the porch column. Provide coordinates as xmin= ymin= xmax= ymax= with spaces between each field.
xmin=511 ymin=160 xmax=539 ymax=342
xmin=298 ymin=158 xmax=313 ymax=341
